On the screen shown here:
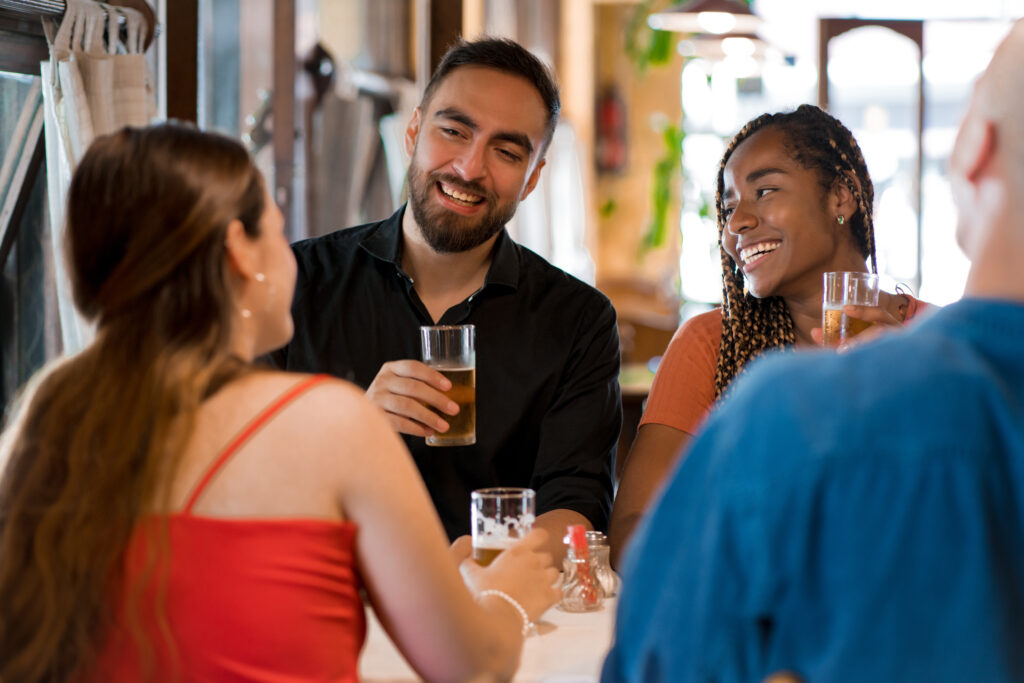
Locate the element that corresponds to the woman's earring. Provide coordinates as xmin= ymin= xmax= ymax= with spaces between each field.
xmin=837 ymin=215 xmax=845 ymax=225
xmin=240 ymin=273 xmax=266 ymax=319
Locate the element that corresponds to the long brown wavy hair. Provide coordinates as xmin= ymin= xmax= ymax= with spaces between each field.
xmin=712 ymin=104 xmax=877 ymax=397
xmin=0 ymin=123 xmax=265 ymax=681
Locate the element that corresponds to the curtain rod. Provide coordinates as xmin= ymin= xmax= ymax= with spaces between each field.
xmin=0 ymin=0 xmax=158 ymax=47
xmin=0 ymin=0 xmax=64 ymax=17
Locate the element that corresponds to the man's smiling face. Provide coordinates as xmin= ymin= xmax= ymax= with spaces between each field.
xmin=404 ymin=65 xmax=548 ymax=253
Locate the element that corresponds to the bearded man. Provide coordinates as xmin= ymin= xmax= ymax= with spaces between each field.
xmin=271 ymin=38 xmax=621 ymax=562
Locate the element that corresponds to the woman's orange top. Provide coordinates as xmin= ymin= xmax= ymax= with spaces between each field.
xmin=641 ymin=296 xmax=929 ymax=436
xmin=90 ymin=374 xmax=366 ymax=682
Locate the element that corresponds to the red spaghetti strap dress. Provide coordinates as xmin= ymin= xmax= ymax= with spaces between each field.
xmin=89 ymin=375 xmax=367 ymax=682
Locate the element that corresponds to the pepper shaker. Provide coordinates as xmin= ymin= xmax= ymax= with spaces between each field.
xmin=586 ymin=530 xmax=621 ymax=598
xmin=559 ymin=524 xmax=603 ymax=612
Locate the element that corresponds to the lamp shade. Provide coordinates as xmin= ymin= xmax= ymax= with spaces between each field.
xmin=677 ymin=32 xmax=771 ymax=60
xmin=647 ymin=0 xmax=762 ymax=35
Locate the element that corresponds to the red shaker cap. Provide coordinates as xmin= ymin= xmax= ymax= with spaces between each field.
xmin=565 ymin=524 xmax=590 ymax=558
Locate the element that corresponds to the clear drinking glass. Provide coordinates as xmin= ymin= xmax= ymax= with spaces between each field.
xmin=470 ymin=487 xmax=535 ymax=566
xmin=822 ymin=271 xmax=880 ymax=348
xmin=420 ymin=324 xmax=475 ymax=446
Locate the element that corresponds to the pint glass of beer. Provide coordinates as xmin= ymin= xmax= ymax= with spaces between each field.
xmin=420 ymin=324 xmax=475 ymax=446
xmin=822 ymin=271 xmax=879 ymax=348
xmin=470 ymin=487 xmax=535 ymax=566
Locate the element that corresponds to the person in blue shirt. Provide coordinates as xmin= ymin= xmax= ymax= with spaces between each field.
xmin=603 ymin=19 xmax=1024 ymax=683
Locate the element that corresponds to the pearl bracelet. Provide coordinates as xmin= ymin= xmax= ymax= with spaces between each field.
xmin=477 ymin=589 xmax=535 ymax=637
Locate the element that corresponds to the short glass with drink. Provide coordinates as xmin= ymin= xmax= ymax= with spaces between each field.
xmin=822 ymin=271 xmax=880 ymax=348
xmin=420 ymin=324 xmax=475 ymax=447
xmin=470 ymin=487 xmax=535 ymax=566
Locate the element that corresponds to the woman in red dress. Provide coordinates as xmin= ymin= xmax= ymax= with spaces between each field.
xmin=0 ymin=123 xmax=558 ymax=682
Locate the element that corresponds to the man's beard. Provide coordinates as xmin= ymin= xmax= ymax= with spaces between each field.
xmin=406 ymin=160 xmax=518 ymax=254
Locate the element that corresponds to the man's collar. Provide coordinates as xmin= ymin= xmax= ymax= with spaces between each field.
xmin=484 ymin=229 xmax=518 ymax=289
xmin=358 ymin=205 xmax=406 ymax=265
xmin=359 ymin=203 xmax=520 ymax=290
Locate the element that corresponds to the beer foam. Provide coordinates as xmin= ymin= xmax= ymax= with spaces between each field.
xmin=427 ymin=363 xmax=474 ymax=371
xmin=473 ymin=536 xmax=516 ymax=550
xmin=473 ymin=513 xmax=536 ymax=545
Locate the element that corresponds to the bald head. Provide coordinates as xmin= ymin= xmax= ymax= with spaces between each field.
xmin=974 ymin=20 xmax=1024 ymax=181
xmin=951 ymin=19 xmax=1024 ymax=298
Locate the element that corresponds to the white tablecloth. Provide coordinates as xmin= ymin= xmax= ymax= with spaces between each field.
xmin=359 ymin=598 xmax=618 ymax=682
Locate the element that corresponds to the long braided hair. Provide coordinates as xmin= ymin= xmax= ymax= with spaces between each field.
xmin=712 ymin=104 xmax=877 ymax=398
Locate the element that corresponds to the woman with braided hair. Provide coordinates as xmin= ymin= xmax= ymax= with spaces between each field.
xmin=610 ymin=105 xmax=929 ymax=567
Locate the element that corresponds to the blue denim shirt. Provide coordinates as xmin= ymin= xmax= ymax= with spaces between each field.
xmin=604 ymin=298 xmax=1024 ymax=683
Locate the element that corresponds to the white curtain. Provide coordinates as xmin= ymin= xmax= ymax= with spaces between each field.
xmin=39 ymin=0 xmax=156 ymax=354
xmin=508 ymin=122 xmax=595 ymax=285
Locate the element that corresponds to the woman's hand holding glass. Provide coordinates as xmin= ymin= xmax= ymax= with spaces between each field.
xmin=811 ymin=291 xmax=910 ymax=350
xmin=456 ymin=528 xmax=561 ymax=628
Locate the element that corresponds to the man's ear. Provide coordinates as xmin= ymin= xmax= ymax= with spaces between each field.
xmin=962 ymin=119 xmax=998 ymax=183
xmin=404 ymin=106 xmax=423 ymax=158
xmin=224 ymin=219 xmax=259 ymax=280
xmin=519 ymin=158 xmax=547 ymax=201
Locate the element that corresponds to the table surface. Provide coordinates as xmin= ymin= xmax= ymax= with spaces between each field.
xmin=359 ymin=597 xmax=618 ymax=682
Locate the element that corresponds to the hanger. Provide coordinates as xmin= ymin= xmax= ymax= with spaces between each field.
xmin=100 ymin=0 xmax=155 ymax=50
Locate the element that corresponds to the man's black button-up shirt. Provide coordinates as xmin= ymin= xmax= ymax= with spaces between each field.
xmin=270 ymin=206 xmax=622 ymax=539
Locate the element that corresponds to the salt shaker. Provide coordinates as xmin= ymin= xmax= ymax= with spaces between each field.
xmin=586 ymin=530 xmax=621 ymax=598
xmin=559 ymin=524 xmax=603 ymax=612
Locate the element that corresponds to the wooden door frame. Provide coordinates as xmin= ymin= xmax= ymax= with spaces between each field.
xmin=818 ymin=18 xmax=924 ymax=290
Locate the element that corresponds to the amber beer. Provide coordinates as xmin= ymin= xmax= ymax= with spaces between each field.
xmin=427 ymin=366 xmax=476 ymax=446
xmin=421 ymin=324 xmax=476 ymax=447
xmin=822 ymin=272 xmax=879 ymax=348
xmin=822 ymin=306 xmax=874 ymax=348
xmin=472 ymin=538 xmax=514 ymax=567
xmin=471 ymin=488 xmax=536 ymax=567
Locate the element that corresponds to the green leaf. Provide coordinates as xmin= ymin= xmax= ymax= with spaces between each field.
xmin=639 ymin=120 xmax=686 ymax=256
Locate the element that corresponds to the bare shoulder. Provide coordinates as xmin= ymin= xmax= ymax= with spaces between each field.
xmin=257 ymin=371 xmax=402 ymax=454
xmin=190 ymin=370 xmax=409 ymax=515
xmin=202 ymin=371 xmax=390 ymax=448
xmin=237 ymin=370 xmax=386 ymax=428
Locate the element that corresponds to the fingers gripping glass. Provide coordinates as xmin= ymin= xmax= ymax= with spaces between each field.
xmin=822 ymin=271 xmax=880 ymax=348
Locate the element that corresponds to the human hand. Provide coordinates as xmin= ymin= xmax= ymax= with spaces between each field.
xmin=459 ymin=529 xmax=561 ymax=623
xmin=812 ymin=292 xmax=908 ymax=351
xmin=365 ymin=360 xmax=459 ymax=436
xmin=449 ymin=535 xmax=473 ymax=566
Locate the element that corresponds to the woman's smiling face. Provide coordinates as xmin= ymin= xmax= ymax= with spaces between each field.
xmin=720 ymin=126 xmax=860 ymax=301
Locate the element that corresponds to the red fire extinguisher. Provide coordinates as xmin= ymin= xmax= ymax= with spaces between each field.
xmin=596 ymin=86 xmax=628 ymax=174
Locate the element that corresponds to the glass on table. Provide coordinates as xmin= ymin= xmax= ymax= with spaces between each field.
xmin=470 ymin=487 xmax=535 ymax=566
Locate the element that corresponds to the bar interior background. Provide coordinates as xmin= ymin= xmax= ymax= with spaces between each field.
xmin=1 ymin=0 xmax=1022 ymax=453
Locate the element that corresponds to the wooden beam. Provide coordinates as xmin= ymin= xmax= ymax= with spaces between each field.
xmin=165 ymin=0 xmax=198 ymax=123
xmin=272 ymin=0 xmax=295 ymax=236
xmin=430 ymin=0 xmax=463 ymax=73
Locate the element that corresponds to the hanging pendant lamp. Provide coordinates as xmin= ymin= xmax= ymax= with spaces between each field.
xmin=647 ymin=0 xmax=762 ymax=35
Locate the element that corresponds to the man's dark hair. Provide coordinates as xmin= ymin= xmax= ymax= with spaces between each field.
xmin=421 ymin=37 xmax=561 ymax=154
